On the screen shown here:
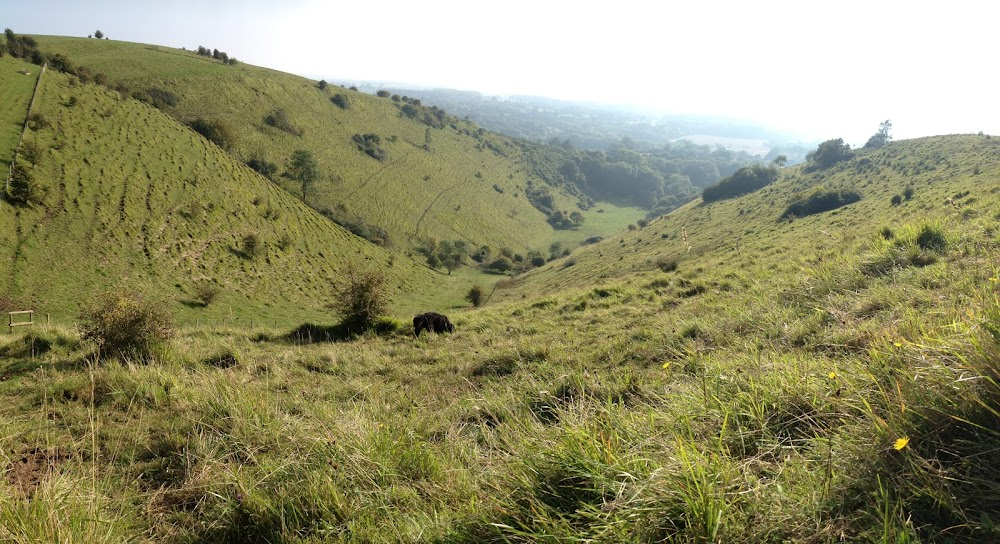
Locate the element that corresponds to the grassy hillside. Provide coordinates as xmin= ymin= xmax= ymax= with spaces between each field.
xmin=499 ymin=135 xmax=1000 ymax=300
xmin=28 ymin=35 xmax=601 ymax=256
xmin=0 ymin=134 xmax=997 ymax=542
xmin=0 ymin=62 xmax=471 ymax=323
xmin=0 ymin=56 xmax=40 ymax=171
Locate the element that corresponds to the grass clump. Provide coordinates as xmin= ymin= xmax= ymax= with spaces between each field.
xmin=78 ymin=290 xmax=173 ymax=360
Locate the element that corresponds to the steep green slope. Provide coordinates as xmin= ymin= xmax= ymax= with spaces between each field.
xmin=0 ymin=56 xmax=40 ymax=171
xmin=29 ymin=35 xmax=594 ymax=255
xmin=0 ymin=63 xmax=461 ymax=323
xmin=500 ymin=135 xmax=1000 ymax=299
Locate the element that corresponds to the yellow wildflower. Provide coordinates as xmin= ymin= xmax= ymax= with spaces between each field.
xmin=828 ymin=371 xmax=837 ymax=380
xmin=662 ymin=362 xmax=671 ymax=370
xmin=893 ymin=436 xmax=910 ymax=451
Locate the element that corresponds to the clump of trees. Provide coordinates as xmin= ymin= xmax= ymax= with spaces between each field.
xmin=133 ymin=87 xmax=180 ymax=110
xmin=4 ymin=29 xmax=108 ymax=85
xmin=352 ymin=133 xmax=387 ymax=161
xmin=418 ymin=240 xmax=468 ymax=274
xmin=806 ymin=138 xmax=854 ymax=170
xmin=864 ymin=120 xmax=892 ymax=150
xmin=189 ymin=118 xmax=236 ymax=150
xmin=701 ymin=163 xmax=779 ymax=203
xmin=195 ymin=45 xmax=238 ymax=65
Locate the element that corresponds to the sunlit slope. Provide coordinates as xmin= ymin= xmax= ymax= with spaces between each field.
xmin=0 ymin=67 xmax=451 ymax=322
xmin=30 ymin=36 xmax=580 ymax=253
xmin=0 ymin=56 xmax=40 ymax=169
xmin=500 ymin=135 xmax=1000 ymax=299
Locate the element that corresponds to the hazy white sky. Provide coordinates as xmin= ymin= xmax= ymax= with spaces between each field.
xmin=6 ymin=0 xmax=999 ymax=143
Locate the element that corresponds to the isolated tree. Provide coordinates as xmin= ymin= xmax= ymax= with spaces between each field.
xmin=94 ymin=29 xmax=104 ymax=39
xmin=289 ymin=149 xmax=319 ymax=200
xmin=864 ymin=120 xmax=892 ymax=149
xmin=771 ymin=154 xmax=788 ymax=167
xmin=488 ymin=256 xmax=514 ymax=274
xmin=318 ymin=79 xmax=327 ymax=90
xmin=376 ymin=90 xmax=391 ymax=98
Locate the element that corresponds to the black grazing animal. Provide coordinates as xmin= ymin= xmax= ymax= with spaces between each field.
xmin=413 ymin=312 xmax=454 ymax=337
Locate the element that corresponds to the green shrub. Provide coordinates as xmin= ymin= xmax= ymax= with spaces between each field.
xmin=79 ymin=290 xmax=174 ymax=360
xmin=189 ymin=118 xmax=236 ymax=150
xmin=890 ymin=194 xmax=903 ymax=206
xmin=656 ymin=256 xmax=678 ymax=272
xmin=332 ymin=267 xmax=389 ymax=332
xmin=194 ymin=282 xmax=220 ymax=307
xmin=26 ymin=112 xmax=49 ymax=130
xmin=240 ymin=233 xmax=260 ymax=259
xmin=466 ymin=285 xmax=485 ymax=307
xmin=782 ymin=187 xmax=862 ymax=219
xmin=330 ymin=93 xmax=349 ymax=109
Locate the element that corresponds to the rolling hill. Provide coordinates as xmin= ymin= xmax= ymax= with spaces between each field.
xmin=1 ymin=30 xmax=999 ymax=544
xmin=498 ymin=134 xmax=1000 ymax=300
xmin=27 ymin=35 xmax=619 ymax=255
xmin=0 ymin=54 xmax=465 ymax=323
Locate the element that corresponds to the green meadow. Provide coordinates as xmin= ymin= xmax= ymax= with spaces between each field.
xmin=0 ymin=56 xmax=40 ymax=169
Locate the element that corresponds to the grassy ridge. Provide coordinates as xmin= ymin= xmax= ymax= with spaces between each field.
xmin=29 ymin=36 xmax=590 ymax=254
xmin=0 ymin=56 xmax=40 ymax=170
xmin=0 ymin=65 xmax=461 ymax=323
xmin=500 ymin=135 xmax=1000 ymax=300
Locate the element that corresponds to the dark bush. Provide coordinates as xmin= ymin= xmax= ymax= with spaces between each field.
xmin=26 ymin=112 xmax=49 ymax=130
xmin=916 ymin=224 xmax=947 ymax=252
xmin=891 ymin=194 xmax=903 ymax=206
xmin=317 ymin=80 xmax=327 ymax=90
xmin=656 ymin=256 xmax=678 ymax=272
xmin=330 ymin=94 xmax=349 ymax=109
xmin=702 ymin=163 xmax=779 ymax=202
xmin=79 ymin=290 xmax=174 ymax=360
xmin=352 ymin=133 xmax=387 ymax=161
xmin=488 ymin=257 xmax=514 ymax=274
xmin=466 ymin=285 xmax=485 ymax=307
xmin=240 ymin=233 xmax=260 ymax=259
xmin=144 ymin=88 xmax=180 ymax=110
xmin=903 ymin=186 xmax=914 ymax=200
xmin=6 ymin=163 xmax=39 ymax=205
xmin=246 ymin=155 xmax=278 ymax=177
xmin=189 ymin=118 xmax=236 ymax=150
xmin=376 ymin=90 xmax=391 ymax=98
xmin=264 ymin=109 xmax=304 ymax=137
xmin=782 ymin=187 xmax=862 ymax=219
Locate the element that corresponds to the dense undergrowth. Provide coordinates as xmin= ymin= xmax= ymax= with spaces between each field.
xmin=1 ymin=210 xmax=997 ymax=542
